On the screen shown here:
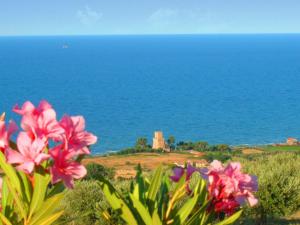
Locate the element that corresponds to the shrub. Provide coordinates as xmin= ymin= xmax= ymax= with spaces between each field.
xmin=58 ymin=180 xmax=109 ymax=225
xmin=194 ymin=141 xmax=209 ymax=151
xmin=202 ymin=151 xmax=232 ymax=162
xmin=237 ymin=152 xmax=300 ymax=224
xmin=85 ymin=163 xmax=115 ymax=181
xmin=216 ymin=144 xmax=231 ymax=151
xmin=176 ymin=141 xmax=195 ymax=150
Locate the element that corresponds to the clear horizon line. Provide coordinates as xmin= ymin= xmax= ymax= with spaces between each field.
xmin=1 ymin=32 xmax=300 ymax=38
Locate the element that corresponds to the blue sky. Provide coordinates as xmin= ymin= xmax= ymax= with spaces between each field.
xmin=0 ymin=0 xmax=300 ymax=35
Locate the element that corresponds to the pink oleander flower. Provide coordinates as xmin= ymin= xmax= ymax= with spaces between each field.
xmin=59 ymin=115 xmax=97 ymax=154
xmin=2 ymin=100 xmax=96 ymax=190
xmin=13 ymin=100 xmax=64 ymax=142
xmin=206 ymin=160 xmax=258 ymax=215
xmin=6 ymin=132 xmax=50 ymax=174
xmin=0 ymin=120 xmax=18 ymax=152
xmin=49 ymin=145 xmax=87 ymax=188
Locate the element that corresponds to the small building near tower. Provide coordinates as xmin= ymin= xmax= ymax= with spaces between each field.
xmin=286 ymin=137 xmax=298 ymax=146
xmin=152 ymin=131 xmax=166 ymax=150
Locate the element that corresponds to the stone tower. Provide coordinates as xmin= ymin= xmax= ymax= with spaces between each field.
xmin=152 ymin=131 xmax=166 ymax=150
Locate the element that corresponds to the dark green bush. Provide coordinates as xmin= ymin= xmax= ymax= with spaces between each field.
xmin=202 ymin=151 xmax=232 ymax=162
xmin=216 ymin=144 xmax=231 ymax=151
xmin=59 ymin=179 xmax=131 ymax=225
xmin=237 ymin=152 xmax=300 ymax=224
xmin=84 ymin=163 xmax=115 ymax=181
xmin=58 ymin=180 xmax=108 ymax=225
xmin=176 ymin=141 xmax=195 ymax=150
xmin=194 ymin=141 xmax=209 ymax=151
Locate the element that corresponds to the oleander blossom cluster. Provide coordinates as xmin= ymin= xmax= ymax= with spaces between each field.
xmin=206 ymin=160 xmax=258 ymax=215
xmin=0 ymin=100 xmax=97 ymax=188
xmin=170 ymin=160 xmax=258 ymax=215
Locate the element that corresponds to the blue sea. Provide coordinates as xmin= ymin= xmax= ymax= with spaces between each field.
xmin=1 ymin=34 xmax=300 ymax=154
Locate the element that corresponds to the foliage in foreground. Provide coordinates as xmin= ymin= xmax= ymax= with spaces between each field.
xmin=0 ymin=100 xmax=97 ymax=224
xmin=236 ymin=152 xmax=300 ymax=224
xmin=0 ymin=152 xmax=65 ymax=225
xmin=98 ymin=161 xmax=258 ymax=225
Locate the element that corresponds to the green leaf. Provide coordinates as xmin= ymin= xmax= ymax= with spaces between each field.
xmin=129 ymin=193 xmax=153 ymax=225
xmin=34 ymin=211 xmax=64 ymax=225
xmin=184 ymin=200 xmax=210 ymax=225
xmin=29 ymin=192 xmax=65 ymax=225
xmin=18 ymin=171 xmax=33 ymax=204
xmin=165 ymin=175 xmax=187 ymax=219
xmin=28 ymin=168 xmax=51 ymax=221
xmin=152 ymin=208 xmax=162 ymax=225
xmin=47 ymin=182 xmax=65 ymax=198
xmin=198 ymin=178 xmax=207 ymax=203
xmin=146 ymin=165 xmax=163 ymax=208
xmin=133 ymin=183 xmax=140 ymax=200
xmin=158 ymin=178 xmax=169 ymax=219
xmin=0 ymin=213 xmax=12 ymax=225
xmin=4 ymin=176 xmax=27 ymax=220
xmin=215 ymin=210 xmax=243 ymax=225
xmin=199 ymin=212 xmax=208 ymax=225
xmin=1 ymin=181 xmax=14 ymax=219
xmin=1 ymin=178 xmax=9 ymax=215
xmin=98 ymin=177 xmax=138 ymax=225
xmin=173 ymin=181 xmax=201 ymax=225
xmin=135 ymin=167 xmax=146 ymax=204
xmin=0 ymin=152 xmax=21 ymax=193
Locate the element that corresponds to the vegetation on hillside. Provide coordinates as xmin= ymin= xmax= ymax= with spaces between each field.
xmin=236 ymin=152 xmax=300 ymax=224
xmin=109 ymin=136 xmax=233 ymax=155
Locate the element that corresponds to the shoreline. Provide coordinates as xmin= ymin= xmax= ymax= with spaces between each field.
xmin=90 ymin=141 xmax=295 ymax=156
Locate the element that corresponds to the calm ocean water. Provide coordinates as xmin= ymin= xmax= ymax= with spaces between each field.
xmin=1 ymin=34 xmax=300 ymax=154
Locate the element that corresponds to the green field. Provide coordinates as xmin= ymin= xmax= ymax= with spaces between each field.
xmin=260 ymin=145 xmax=300 ymax=152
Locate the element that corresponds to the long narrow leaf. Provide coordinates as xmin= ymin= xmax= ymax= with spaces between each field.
xmin=184 ymin=200 xmax=210 ymax=225
xmin=147 ymin=166 xmax=163 ymax=201
xmin=98 ymin=177 xmax=138 ymax=225
xmin=158 ymin=178 xmax=169 ymax=219
xmin=28 ymin=168 xmax=51 ymax=220
xmin=0 ymin=152 xmax=21 ymax=193
xmin=215 ymin=210 xmax=243 ymax=225
xmin=1 ymin=184 xmax=14 ymax=219
xmin=173 ymin=181 xmax=201 ymax=225
xmin=0 ymin=213 xmax=12 ymax=225
xmin=35 ymin=211 xmax=64 ymax=225
xmin=1 ymin=179 xmax=9 ymax=215
xmin=152 ymin=208 xmax=162 ymax=225
xmin=18 ymin=171 xmax=33 ymax=204
xmin=4 ymin=176 xmax=27 ymax=220
xmin=47 ymin=182 xmax=65 ymax=198
xmin=29 ymin=192 xmax=65 ymax=225
xmin=136 ymin=165 xmax=146 ymax=204
xmin=129 ymin=193 xmax=152 ymax=225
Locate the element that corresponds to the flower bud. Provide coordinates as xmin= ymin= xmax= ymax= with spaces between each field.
xmin=0 ymin=112 xmax=5 ymax=121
